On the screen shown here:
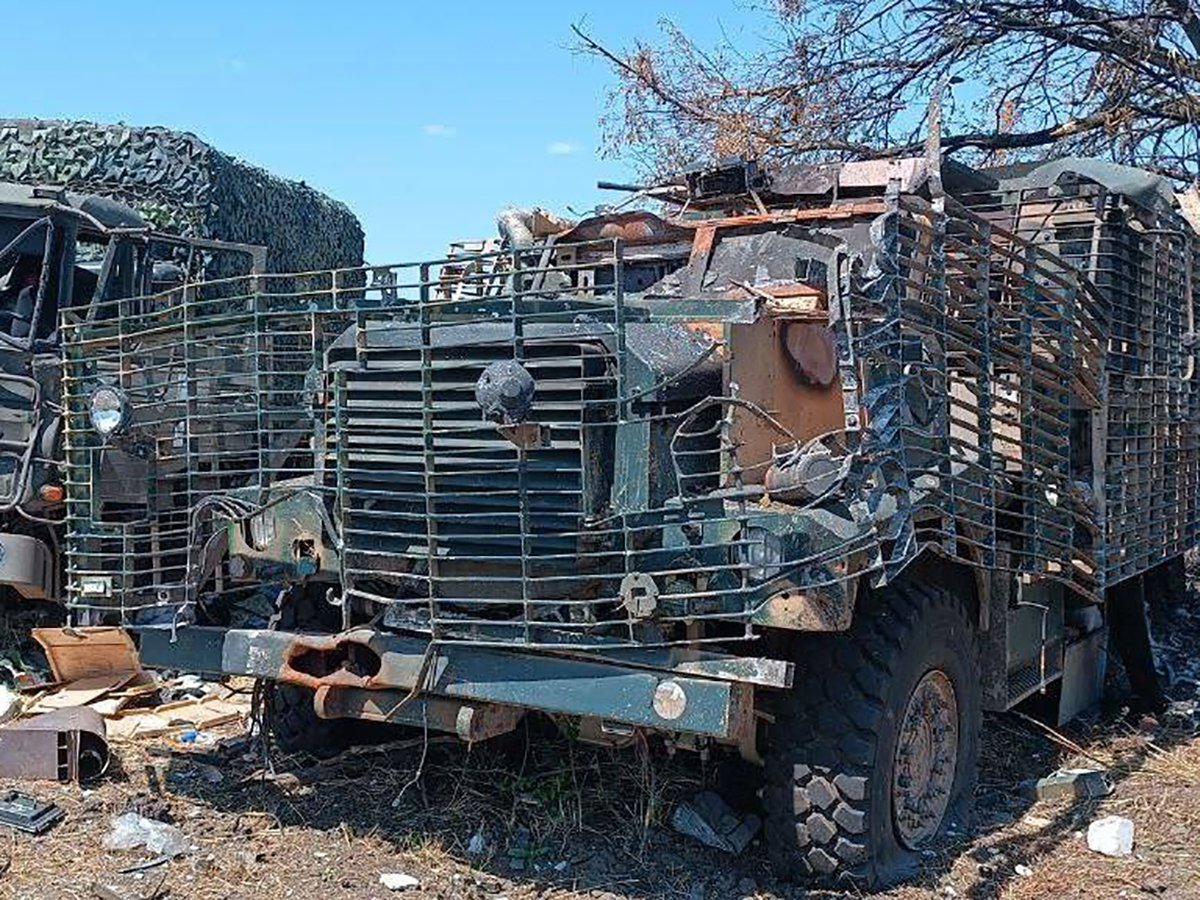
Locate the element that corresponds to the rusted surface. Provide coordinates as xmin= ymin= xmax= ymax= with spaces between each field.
xmin=753 ymin=585 xmax=855 ymax=632
xmin=558 ymin=210 xmax=690 ymax=245
xmin=672 ymin=199 xmax=888 ymax=231
xmin=137 ymin=626 xmax=752 ymax=739
xmin=0 ymin=707 xmax=109 ymax=782
xmin=893 ymin=670 xmax=959 ymax=848
xmin=727 ymin=316 xmax=845 ymax=484
xmin=736 ymin=282 xmax=826 ymax=319
xmin=314 ymin=687 xmax=524 ymax=742
xmin=782 ymin=322 xmax=838 ymax=387
xmin=276 ymin=628 xmax=417 ymax=692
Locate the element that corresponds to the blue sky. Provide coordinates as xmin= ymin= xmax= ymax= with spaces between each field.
xmin=7 ymin=1 xmax=754 ymax=263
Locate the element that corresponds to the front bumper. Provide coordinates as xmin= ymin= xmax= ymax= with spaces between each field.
xmin=134 ymin=626 xmax=792 ymax=742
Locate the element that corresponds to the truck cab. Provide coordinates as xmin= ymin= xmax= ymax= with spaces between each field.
xmin=0 ymin=182 xmax=264 ymax=602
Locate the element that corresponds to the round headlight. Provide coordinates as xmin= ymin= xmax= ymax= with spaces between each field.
xmin=248 ymin=510 xmax=276 ymax=551
xmin=737 ymin=525 xmax=785 ymax=583
xmin=88 ymin=386 xmax=128 ymax=439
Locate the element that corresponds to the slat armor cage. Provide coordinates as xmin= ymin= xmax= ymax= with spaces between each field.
xmin=59 ymin=160 xmax=1197 ymax=648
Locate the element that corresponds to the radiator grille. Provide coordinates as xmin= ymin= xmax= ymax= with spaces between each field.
xmin=334 ymin=329 xmax=617 ymax=624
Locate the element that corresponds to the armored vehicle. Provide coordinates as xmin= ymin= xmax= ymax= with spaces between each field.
xmin=63 ymin=154 xmax=1194 ymax=886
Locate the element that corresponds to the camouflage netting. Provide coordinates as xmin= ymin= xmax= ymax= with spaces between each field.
xmin=0 ymin=118 xmax=364 ymax=274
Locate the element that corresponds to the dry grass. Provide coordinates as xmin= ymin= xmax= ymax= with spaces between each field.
xmin=2 ymin=588 xmax=1198 ymax=899
xmin=0 ymin=701 xmax=1195 ymax=900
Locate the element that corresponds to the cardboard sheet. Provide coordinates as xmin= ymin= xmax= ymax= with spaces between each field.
xmin=31 ymin=627 xmax=142 ymax=682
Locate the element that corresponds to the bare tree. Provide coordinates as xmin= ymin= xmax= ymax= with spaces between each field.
xmin=576 ymin=1 xmax=1200 ymax=181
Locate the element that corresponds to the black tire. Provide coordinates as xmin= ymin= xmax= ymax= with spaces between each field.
xmin=763 ymin=579 xmax=981 ymax=889
xmin=264 ymin=585 xmax=351 ymax=759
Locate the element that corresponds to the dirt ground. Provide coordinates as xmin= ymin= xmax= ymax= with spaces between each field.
xmin=0 ymin=595 xmax=1197 ymax=900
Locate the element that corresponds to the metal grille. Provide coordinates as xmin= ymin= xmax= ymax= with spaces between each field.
xmin=60 ymin=277 xmax=354 ymax=614
xmin=334 ymin=329 xmax=614 ymax=622
xmin=847 ymin=190 xmax=1103 ymax=597
xmin=964 ymin=178 xmax=1200 ymax=587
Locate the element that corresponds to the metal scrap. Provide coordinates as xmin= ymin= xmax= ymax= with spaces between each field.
xmin=1029 ymin=768 xmax=1113 ymax=802
xmin=0 ymin=706 xmax=110 ymax=781
xmin=0 ymin=789 xmax=63 ymax=834
xmin=670 ymin=791 xmax=761 ymax=855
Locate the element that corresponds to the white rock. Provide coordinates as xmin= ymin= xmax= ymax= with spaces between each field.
xmin=1087 ymin=815 xmax=1135 ymax=857
xmin=1014 ymin=864 xmax=1033 ymax=877
xmin=466 ymin=831 xmax=487 ymax=855
xmin=379 ymin=872 xmax=421 ymax=891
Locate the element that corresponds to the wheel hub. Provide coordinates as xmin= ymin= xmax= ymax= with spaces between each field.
xmin=892 ymin=669 xmax=959 ymax=848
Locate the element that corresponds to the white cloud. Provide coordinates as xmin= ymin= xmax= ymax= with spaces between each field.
xmin=422 ymin=123 xmax=456 ymax=137
xmin=546 ymin=141 xmax=578 ymax=156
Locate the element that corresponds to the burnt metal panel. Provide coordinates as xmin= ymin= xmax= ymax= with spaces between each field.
xmin=135 ymin=625 xmax=753 ymax=739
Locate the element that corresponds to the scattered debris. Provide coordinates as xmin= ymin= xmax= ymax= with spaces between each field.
xmin=190 ymin=762 xmax=225 ymax=785
xmin=379 ymin=872 xmax=421 ymax=890
xmin=91 ymin=882 xmax=134 ymax=900
xmin=28 ymin=671 xmax=138 ymax=714
xmin=507 ymin=826 xmax=533 ymax=871
xmin=0 ymin=789 xmax=63 ymax=834
xmin=116 ymin=854 xmax=171 ymax=874
xmin=1029 ymin=767 xmax=1113 ymax=801
xmin=121 ymin=793 xmax=172 ymax=824
xmin=0 ymin=627 xmax=252 ymax=778
xmin=1164 ymin=699 xmax=1198 ymax=723
xmin=106 ymin=691 xmax=247 ymax=741
xmin=1088 ymin=815 xmax=1135 ymax=857
xmin=158 ymin=673 xmax=209 ymax=703
xmin=0 ymin=706 xmax=109 ymax=781
xmin=175 ymin=728 xmax=218 ymax=746
xmin=19 ymin=626 xmax=156 ymax=722
xmin=103 ymin=812 xmax=191 ymax=857
xmin=670 ymin=790 xmax=762 ymax=855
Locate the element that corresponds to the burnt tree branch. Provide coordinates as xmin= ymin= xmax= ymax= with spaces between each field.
xmin=582 ymin=1 xmax=1200 ymax=181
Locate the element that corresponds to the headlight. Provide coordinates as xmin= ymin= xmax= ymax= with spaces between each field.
xmin=248 ymin=511 xmax=276 ymax=551
xmin=737 ymin=525 xmax=784 ymax=583
xmin=88 ymin=387 xmax=128 ymax=439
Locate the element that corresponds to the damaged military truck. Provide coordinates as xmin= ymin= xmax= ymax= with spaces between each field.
xmin=63 ymin=154 xmax=1197 ymax=886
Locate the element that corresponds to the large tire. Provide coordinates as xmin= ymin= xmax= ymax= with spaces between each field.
xmin=763 ymin=580 xmax=982 ymax=889
xmin=264 ymin=585 xmax=351 ymax=758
